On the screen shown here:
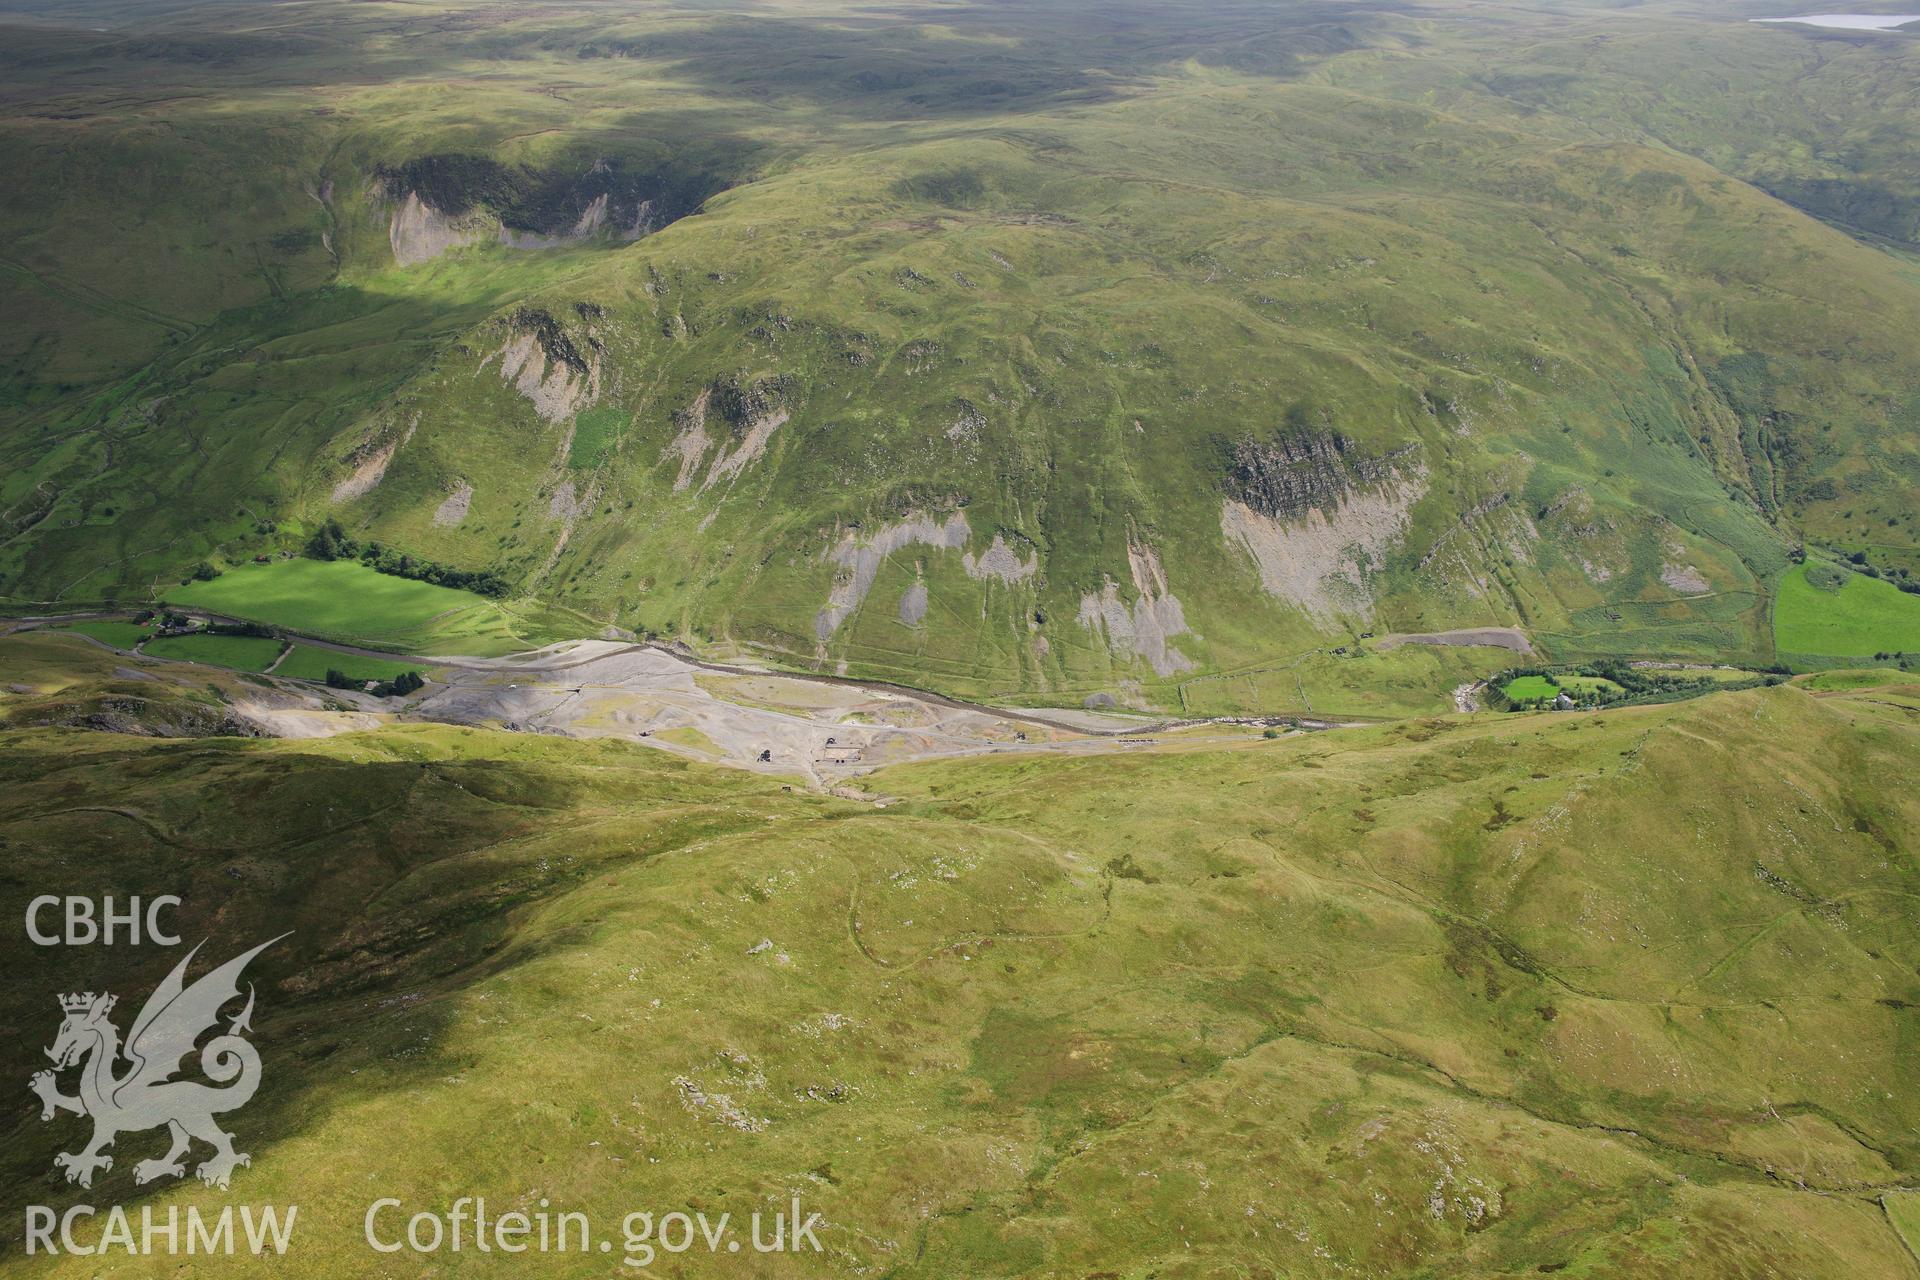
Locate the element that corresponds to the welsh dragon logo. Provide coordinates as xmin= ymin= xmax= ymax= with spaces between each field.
xmin=29 ymin=936 xmax=284 ymax=1190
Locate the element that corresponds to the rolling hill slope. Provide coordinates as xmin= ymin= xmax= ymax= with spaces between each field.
xmin=1 ymin=638 xmax=1915 ymax=1275
xmin=3 ymin=0 xmax=1918 ymax=711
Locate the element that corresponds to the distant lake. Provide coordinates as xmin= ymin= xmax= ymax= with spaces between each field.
xmin=1751 ymin=13 xmax=1920 ymax=30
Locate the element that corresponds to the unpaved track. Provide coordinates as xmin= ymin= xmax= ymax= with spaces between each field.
xmin=1377 ymin=627 xmax=1532 ymax=654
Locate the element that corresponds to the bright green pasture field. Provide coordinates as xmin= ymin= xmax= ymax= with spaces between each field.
xmin=1501 ymin=675 xmax=1559 ymax=701
xmin=1798 ymin=669 xmax=1916 ymax=692
xmin=1666 ymin=665 xmax=1761 ymax=684
xmin=1556 ymin=675 xmax=1625 ymax=695
xmin=141 ymin=633 xmax=285 ymax=672
xmin=165 ymin=560 xmax=541 ymax=656
xmin=50 ymin=620 xmax=149 ymax=649
xmin=1775 ymin=563 xmax=1920 ymax=658
xmin=275 ymin=644 xmax=428 ymax=684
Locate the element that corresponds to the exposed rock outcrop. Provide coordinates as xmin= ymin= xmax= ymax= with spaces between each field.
xmin=963 ymin=533 xmax=1038 ymax=584
xmin=389 ymin=190 xmax=485 ymax=267
xmin=496 ymin=190 xmax=661 ymax=249
xmin=491 ymin=308 xmax=600 ymax=423
xmin=379 ymin=152 xmax=729 ymax=265
xmin=947 ymin=398 xmax=986 ymax=445
xmin=1533 ymin=487 xmax=1628 ymax=586
xmin=331 ymin=417 xmax=417 ymax=504
xmin=1220 ymin=431 xmax=1427 ymax=621
xmin=700 ymin=376 xmax=797 ymax=489
xmin=500 ymin=192 xmax=609 ymax=249
xmin=549 ymin=478 xmax=586 ymax=522
xmin=703 ymin=409 xmax=789 ymax=488
xmin=816 ymin=512 xmax=971 ymax=642
xmin=1660 ymin=556 xmax=1711 ymax=595
xmin=666 ymin=389 xmax=715 ymax=491
xmin=1076 ymin=541 xmax=1193 ymax=676
xmin=12 ymin=694 xmax=260 ymax=738
xmin=433 ymin=481 xmax=474 ymax=527
xmin=898 ymin=580 xmax=929 ymax=626
xmin=1226 ymin=432 xmax=1415 ymax=521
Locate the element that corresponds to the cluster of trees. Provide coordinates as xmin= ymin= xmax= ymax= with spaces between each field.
xmin=1802 ymin=545 xmax=1920 ymax=596
xmin=305 ymin=519 xmax=510 ymax=597
xmin=324 ymin=668 xmax=425 ymax=698
xmin=133 ymin=608 xmax=194 ymax=633
xmin=1489 ymin=660 xmax=1786 ymax=712
xmin=132 ymin=610 xmax=276 ymax=639
xmin=1486 ymin=668 xmax=1566 ymax=712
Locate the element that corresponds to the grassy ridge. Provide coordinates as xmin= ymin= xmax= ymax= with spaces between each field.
xmin=0 ymin=656 xmax=1913 ymax=1274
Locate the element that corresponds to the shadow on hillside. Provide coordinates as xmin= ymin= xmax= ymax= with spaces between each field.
xmin=573 ymin=0 xmax=1408 ymax=119
xmin=0 ymin=733 xmax=727 ymax=1235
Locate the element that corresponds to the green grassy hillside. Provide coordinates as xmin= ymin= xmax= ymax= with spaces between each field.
xmin=3 ymin=0 xmax=1918 ymax=713
xmin=1 ymin=641 xmax=1914 ymax=1275
xmin=5 ymin=13 xmax=1917 ymax=1272
xmin=1777 ymin=557 xmax=1920 ymax=661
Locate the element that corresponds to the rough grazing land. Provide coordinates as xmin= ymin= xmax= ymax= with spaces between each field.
xmin=5 ymin=0 xmax=1919 ymax=711
xmin=3 ymin=5 xmax=1920 ymax=1271
xmin=1 ymin=637 xmax=1915 ymax=1278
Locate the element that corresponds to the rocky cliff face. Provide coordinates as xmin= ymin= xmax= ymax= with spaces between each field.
xmin=1220 ymin=432 xmax=1429 ymax=623
xmin=388 ymin=190 xmax=486 ymax=267
xmin=377 ymin=152 xmax=739 ymax=265
xmin=489 ymin=307 xmax=602 ymax=423
xmin=1224 ymin=432 xmax=1416 ymax=522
